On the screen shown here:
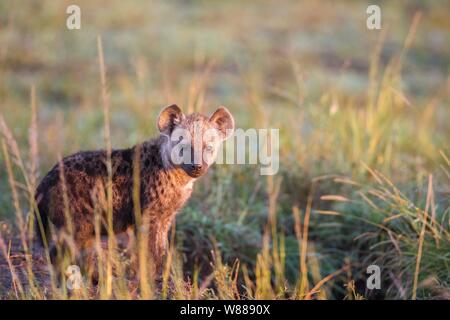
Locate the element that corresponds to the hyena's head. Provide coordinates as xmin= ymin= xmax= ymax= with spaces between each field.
xmin=158 ymin=104 xmax=235 ymax=178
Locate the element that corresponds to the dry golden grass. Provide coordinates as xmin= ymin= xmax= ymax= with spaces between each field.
xmin=0 ymin=1 xmax=448 ymax=300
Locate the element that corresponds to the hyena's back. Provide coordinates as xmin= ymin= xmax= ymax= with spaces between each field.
xmin=35 ymin=149 xmax=135 ymax=248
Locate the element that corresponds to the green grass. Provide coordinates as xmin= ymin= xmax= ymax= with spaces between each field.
xmin=0 ymin=0 xmax=448 ymax=299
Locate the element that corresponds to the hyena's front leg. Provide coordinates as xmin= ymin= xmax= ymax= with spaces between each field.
xmin=149 ymin=226 xmax=168 ymax=278
xmin=128 ymin=218 xmax=167 ymax=280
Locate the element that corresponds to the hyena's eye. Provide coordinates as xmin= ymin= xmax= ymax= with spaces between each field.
xmin=179 ymin=143 xmax=191 ymax=157
xmin=205 ymin=145 xmax=214 ymax=153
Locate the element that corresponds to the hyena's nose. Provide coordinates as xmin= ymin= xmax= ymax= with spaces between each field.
xmin=192 ymin=164 xmax=203 ymax=171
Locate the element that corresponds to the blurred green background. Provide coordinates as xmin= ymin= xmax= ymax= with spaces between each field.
xmin=0 ymin=0 xmax=449 ymax=299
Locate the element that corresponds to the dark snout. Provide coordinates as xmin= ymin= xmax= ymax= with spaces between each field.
xmin=181 ymin=163 xmax=208 ymax=178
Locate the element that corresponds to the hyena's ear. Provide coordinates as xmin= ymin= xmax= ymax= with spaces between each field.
xmin=158 ymin=104 xmax=184 ymax=133
xmin=209 ymin=106 xmax=235 ymax=140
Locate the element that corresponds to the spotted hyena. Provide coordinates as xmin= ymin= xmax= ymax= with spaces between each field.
xmin=34 ymin=104 xmax=235 ymax=275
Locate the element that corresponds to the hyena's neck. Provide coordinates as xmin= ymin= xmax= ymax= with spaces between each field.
xmin=138 ymin=136 xmax=193 ymax=187
xmin=136 ymin=137 xmax=195 ymax=220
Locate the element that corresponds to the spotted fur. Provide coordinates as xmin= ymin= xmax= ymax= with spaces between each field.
xmin=34 ymin=104 xmax=235 ymax=275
